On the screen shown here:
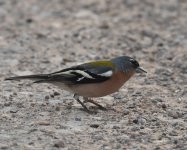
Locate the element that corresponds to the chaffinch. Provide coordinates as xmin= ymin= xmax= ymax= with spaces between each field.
xmin=5 ymin=56 xmax=147 ymax=113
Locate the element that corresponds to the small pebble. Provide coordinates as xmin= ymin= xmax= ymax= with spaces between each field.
xmin=4 ymin=102 xmax=12 ymax=106
xmin=152 ymin=98 xmax=163 ymax=103
xmin=45 ymin=95 xmax=50 ymax=100
xmin=38 ymin=137 xmax=42 ymax=140
xmin=54 ymin=141 xmax=65 ymax=148
xmin=131 ymin=126 xmax=140 ymax=131
xmin=123 ymin=109 xmax=129 ymax=115
xmin=103 ymin=146 xmax=111 ymax=150
xmin=13 ymin=92 xmax=17 ymax=96
xmin=28 ymin=142 xmax=34 ymax=145
xmin=30 ymin=103 xmax=36 ymax=107
xmin=169 ymin=130 xmax=178 ymax=136
xmin=10 ymin=108 xmax=18 ymax=113
xmin=133 ymin=119 xmax=138 ymax=124
xmin=36 ymin=120 xmax=50 ymax=126
xmin=161 ymin=103 xmax=167 ymax=109
xmin=99 ymin=22 xmax=109 ymax=29
xmin=138 ymin=117 xmax=147 ymax=125
xmin=127 ymin=102 xmax=136 ymax=108
xmin=55 ymin=106 xmax=60 ymax=111
xmin=53 ymin=91 xmax=60 ymax=96
xmin=112 ymin=143 xmax=121 ymax=149
xmin=75 ymin=117 xmax=81 ymax=121
xmin=93 ymin=135 xmax=103 ymax=141
xmin=0 ymin=145 xmax=9 ymax=150
xmin=1 ymin=113 xmax=12 ymax=119
xmin=168 ymin=110 xmax=179 ymax=119
xmin=26 ymin=18 xmax=33 ymax=23
xmin=90 ymin=124 xmax=99 ymax=128
xmin=112 ymin=125 xmax=120 ymax=129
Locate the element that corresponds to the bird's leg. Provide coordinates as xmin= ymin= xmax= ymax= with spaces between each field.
xmin=73 ymin=94 xmax=96 ymax=114
xmin=83 ymin=97 xmax=107 ymax=111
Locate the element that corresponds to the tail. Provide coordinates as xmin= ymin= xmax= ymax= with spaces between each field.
xmin=4 ymin=74 xmax=50 ymax=82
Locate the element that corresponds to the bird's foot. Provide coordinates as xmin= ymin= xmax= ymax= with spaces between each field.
xmin=83 ymin=97 xmax=107 ymax=111
xmin=74 ymin=94 xmax=98 ymax=114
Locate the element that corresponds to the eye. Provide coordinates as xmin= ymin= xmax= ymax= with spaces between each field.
xmin=129 ymin=58 xmax=139 ymax=67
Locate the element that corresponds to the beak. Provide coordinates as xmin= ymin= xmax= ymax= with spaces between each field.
xmin=136 ymin=67 xmax=147 ymax=73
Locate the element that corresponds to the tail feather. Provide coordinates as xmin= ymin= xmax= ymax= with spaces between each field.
xmin=4 ymin=74 xmax=50 ymax=81
xmin=33 ymin=79 xmax=49 ymax=83
xmin=5 ymin=73 xmax=74 ymax=84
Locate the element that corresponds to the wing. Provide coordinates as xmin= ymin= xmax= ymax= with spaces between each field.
xmin=46 ymin=61 xmax=115 ymax=84
xmin=5 ymin=61 xmax=115 ymax=84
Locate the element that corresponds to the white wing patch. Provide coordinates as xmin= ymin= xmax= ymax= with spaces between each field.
xmin=74 ymin=70 xmax=94 ymax=79
xmin=99 ymin=70 xmax=113 ymax=77
xmin=77 ymin=77 xmax=84 ymax=81
xmin=56 ymin=70 xmax=94 ymax=79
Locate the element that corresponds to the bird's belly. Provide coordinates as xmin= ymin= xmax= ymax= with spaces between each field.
xmin=72 ymin=81 xmax=124 ymax=97
xmin=70 ymin=71 xmax=135 ymax=97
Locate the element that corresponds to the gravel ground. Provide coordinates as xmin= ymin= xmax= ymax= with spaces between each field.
xmin=0 ymin=0 xmax=187 ymax=149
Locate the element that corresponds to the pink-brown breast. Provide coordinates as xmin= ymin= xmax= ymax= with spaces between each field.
xmin=69 ymin=71 xmax=135 ymax=97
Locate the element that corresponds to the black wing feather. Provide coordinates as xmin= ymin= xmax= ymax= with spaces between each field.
xmin=48 ymin=67 xmax=110 ymax=84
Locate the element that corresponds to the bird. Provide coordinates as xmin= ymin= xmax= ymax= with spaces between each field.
xmin=5 ymin=56 xmax=147 ymax=113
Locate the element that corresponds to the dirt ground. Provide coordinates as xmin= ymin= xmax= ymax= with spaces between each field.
xmin=0 ymin=0 xmax=187 ymax=149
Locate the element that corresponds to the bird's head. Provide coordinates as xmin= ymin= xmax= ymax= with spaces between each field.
xmin=111 ymin=56 xmax=147 ymax=73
